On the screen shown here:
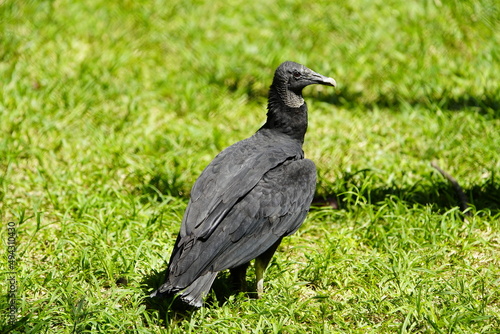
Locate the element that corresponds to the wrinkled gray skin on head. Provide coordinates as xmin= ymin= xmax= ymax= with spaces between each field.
xmin=272 ymin=61 xmax=336 ymax=108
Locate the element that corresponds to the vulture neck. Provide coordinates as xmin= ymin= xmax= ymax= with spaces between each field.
xmin=261 ymin=84 xmax=308 ymax=143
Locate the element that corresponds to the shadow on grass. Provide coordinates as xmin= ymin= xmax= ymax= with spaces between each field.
xmin=315 ymin=169 xmax=500 ymax=215
xmin=143 ymin=173 xmax=187 ymax=200
xmin=141 ymin=269 xmax=247 ymax=324
xmin=363 ymin=181 xmax=500 ymax=213
xmin=0 ymin=315 xmax=31 ymax=334
xmin=315 ymin=86 xmax=500 ymax=117
xmin=141 ymin=269 xmax=195 ymax=323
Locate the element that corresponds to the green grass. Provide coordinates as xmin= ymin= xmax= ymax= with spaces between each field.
xmin=1 ymin=0 xmax=499 ymax=332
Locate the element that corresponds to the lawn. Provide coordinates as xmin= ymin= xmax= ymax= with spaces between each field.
xmin=1 ymin=0 xmax=499 ymax=333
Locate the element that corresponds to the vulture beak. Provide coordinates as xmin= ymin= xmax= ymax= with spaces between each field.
xmin=310 ymin=71 xmax=336 ymax=87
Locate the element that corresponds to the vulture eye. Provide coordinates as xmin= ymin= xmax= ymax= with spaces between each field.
xmin=292 ymin=70 xmax=301 ymax=79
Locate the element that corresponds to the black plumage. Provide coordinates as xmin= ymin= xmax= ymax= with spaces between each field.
xmin=151 ymin=61 xmax=336 ymax=307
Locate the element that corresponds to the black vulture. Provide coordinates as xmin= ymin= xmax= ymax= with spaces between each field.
xmin=151 ymin=61 xmax=336 ymax=307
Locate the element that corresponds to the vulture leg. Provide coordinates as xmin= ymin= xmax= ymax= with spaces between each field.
xmin=255 ymin=238 xmax=282 ymax=298
xmin=230 ymin=262 xmax=250 ymax=292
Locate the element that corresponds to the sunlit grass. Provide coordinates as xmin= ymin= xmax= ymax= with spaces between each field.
xmin=1 ymin=0 xmax=499 ymax=332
